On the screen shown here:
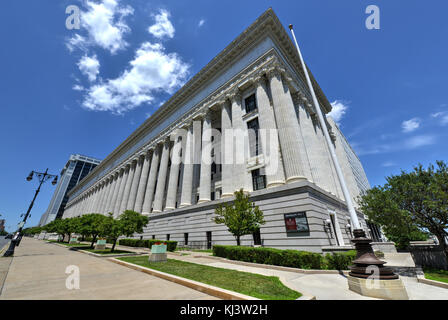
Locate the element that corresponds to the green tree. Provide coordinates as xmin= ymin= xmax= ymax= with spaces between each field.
xmin=214 ymin=189 xmax=265 ymax=246
xmin=99 ymin=211 xmax=148 ymax=252
xmin=78 ymin=214 xmax=108 ymax=248
xmin=359 ymin=161 xmax=448 ymax=260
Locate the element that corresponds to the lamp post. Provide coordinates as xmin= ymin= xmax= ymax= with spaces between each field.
xmin=3 ymin=168 xmax=58 ymax=257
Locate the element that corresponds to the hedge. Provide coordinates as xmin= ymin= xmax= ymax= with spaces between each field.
xmin=119 ymin=238 xmax=178 ymax=252
xmin=213 ymin=245 xmax=357 ymax=270
xmin=213 ymin=245 xmax=324 ymax=269
xmin=324 ymin=250 xmax=357 ymax=270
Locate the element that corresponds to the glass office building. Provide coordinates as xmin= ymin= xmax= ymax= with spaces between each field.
xmin=38 ymin=154 xmax=101 ymax=226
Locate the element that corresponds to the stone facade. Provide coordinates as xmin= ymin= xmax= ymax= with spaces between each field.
xmin=62 ymin=9 xmax=372 ymax=252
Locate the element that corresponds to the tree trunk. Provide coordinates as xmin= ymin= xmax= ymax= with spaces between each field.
xmin=111 ymin=239 xmax=117 ymax=252
xmin=236 ymin=236 xmax=240 ymax=246
xmin=90 ymin=235 xmax=97 ymax=249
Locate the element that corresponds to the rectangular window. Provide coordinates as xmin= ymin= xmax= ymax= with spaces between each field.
xmin=284 ymin=212 xmax=310 ymax=234
xmin=251 ymin=169 xmax=266 ymax=191
xmin=211 ymin=191 xmax=215 ymax=201
xmin=247 ymin=118 xmax=260 ymax=156
xmin=152 ymin=235 xmax=155 ymax=239
xmin=244 ymin=94 xmax=257 ymax=113
xmin=184 ymin=233 xmax=188 ymax=245
xmin=167 ymin=234 xmax=170 ymax=241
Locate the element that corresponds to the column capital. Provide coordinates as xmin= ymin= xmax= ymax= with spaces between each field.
xmin=226 ymin=87 xmax=241 ymax=103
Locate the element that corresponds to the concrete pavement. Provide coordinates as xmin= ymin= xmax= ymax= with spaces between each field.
xmin=0 ymin=237 xmax=217 ymax=300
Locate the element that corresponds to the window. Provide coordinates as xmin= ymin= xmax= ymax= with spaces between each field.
xmin=244 ymin=94 xmax=257 ymax=113
xmin=251 ymin=169 xmax=266 ymax=191
xmin=167 ymin=234 xmax=170 ymax=241
xmin=211 ymin=191 xmax=215 ymax=201
xmin=247 ymin=118 xmax=260 ymax=156
xmin=184 ymin=233 xmax=188 ymax=245
xmin=253 ymin=229 xmax=262 ymax=245
xmin=152 ymin=235 xmax=155 ymax=239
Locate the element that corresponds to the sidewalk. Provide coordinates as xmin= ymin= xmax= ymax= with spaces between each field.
xmin=0 ymin=238 xmax=216 ymax=300
xmin=166 ymin=252 xmax=448 ymax=300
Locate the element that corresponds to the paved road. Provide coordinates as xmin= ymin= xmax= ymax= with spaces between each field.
xmin=0 ymin=238 xmax=217 ymax=300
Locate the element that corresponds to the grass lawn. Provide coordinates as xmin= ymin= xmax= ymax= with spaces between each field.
xmin=84 ymin=248 xmax=133 ymax=255
xmin=424 ymin=268 xmax=448 ymax=284
xmin=118 ymin=257 xmax=301 ymax=300
xmin=48 ymin=241 xmax=89 ymax=247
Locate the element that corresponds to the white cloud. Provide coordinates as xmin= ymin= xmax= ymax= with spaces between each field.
xmin=77 ymin=55 xmax=100 ymax=82
xmin=381 ymin=161 xmax=396 ymax=167
xmin=72 ymin=84 xmax=85 ymax=91
xmin=401 ymin=117 xmax=421 ymax=133
xmin=198 ymin=19 xmax=205 ymax=27
xmin=67 ymin=0 xmax=134 ymax=54
xmin=148 ymin=9 xmax=175 ymax=39
xmin=431 ymin=111 xmax=448 ymax=125
xmin=404 ymin=135 xmax=436 ymax=149
xmin=81 ymin=42 xmax=190 ymax=114
xmin=328 ymin=100 xmax=348 ymax=124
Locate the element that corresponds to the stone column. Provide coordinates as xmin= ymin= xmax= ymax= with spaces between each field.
xmin=134 ymin=151 xmax=151 ymax=212
xmin=98 ymin=180 xmax=109 ymax=214
xmin=92 ymin=186 xmax=100 ymax=213
xmin=267 ymin=66 xmax=306 ymax=183
xmin=111 ymin=169 xmax=124 ymax=215
xmin=180 ymin=122 xmax=195 ymax=207
xmin=105 ymin=173 xmax=117 ymax=214
xmin=152 ymin=140 xmax=170 ymax=213
xmin=165 ymin=134 xmax=183 ymax=210
xmin=114 ymin=166 xmax=129 ymax=217
xmin=253 ymin=74 xmax=286 ymax=188
xmin=198 ymin=112 xmax=212 ymax=203
xmin=142 ymin=146 xmax=160 ymax=214
xmin=120 ymin=160 xmax=136 ymax=213
xmin=228 ymin=89 xmax=253 ymax=192
xmin=220 ymin=101 xmax=234 ymax=197
xmin=127 ymin=156 xmax=143 ymax=210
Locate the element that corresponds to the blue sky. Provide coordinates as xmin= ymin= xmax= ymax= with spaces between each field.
xmin=0 ymin=0 xmax=447 ymax=232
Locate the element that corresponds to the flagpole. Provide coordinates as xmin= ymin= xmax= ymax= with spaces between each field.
xmin=288 ymin=24 xmax=361 ymax=230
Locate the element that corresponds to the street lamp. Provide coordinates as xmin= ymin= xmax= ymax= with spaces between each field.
xmin=3 ymin=168 xmax=58 ymax=257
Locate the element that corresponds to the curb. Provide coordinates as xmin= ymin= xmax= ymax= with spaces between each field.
xmin=199 ymin=255 xmax=350 ymax=275
xmin=416 ymin=275 xmax=448 ymax=289
xmin=73 ymin=248 xmax=144 ymax=258
xmin=108 ymin=258 xmax=259 ymax=300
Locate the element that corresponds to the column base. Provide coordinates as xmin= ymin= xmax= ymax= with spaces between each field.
xmin=179 ymin=203 xmax=191 ymax=208
xmin=220 ymin=193 xmax=234 ymax=198
xmin=347 ymin=275 xmax=409 ymax=300
xmin=152 ymin=209 xmax=162 ymax=213
xmin=142 ymin=212 xmax=150 ymax=216
xmin=266 ymin=181 xmax=285 ymax=188
xmin=285 ymin=176 xmax=307 ymax=183
xmin=197 ymin=199 xmax=210 ymax=204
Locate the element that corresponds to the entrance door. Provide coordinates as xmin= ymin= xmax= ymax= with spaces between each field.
xmin=206 ymin=231 xmax=212 ymax=249
xmin=329 ymin=215 xmax=340 ymax=245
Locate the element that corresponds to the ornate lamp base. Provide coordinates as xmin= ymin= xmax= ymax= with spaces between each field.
xmin=348 ymin=229 xmax=409 ymax=300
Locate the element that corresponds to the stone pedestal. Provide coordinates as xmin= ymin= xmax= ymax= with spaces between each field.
xmin=347 ymin=275 xmax=409 ymax=300
xmin=149 ymin=253 xmax=167 ymax=262
xmin=95 ymin=244 xmax=106 ymax=250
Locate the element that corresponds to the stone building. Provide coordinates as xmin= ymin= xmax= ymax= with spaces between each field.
xmin=63 ymin=9 xmax=373 ymax=252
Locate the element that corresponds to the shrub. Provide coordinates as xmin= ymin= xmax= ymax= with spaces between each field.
xmin=374 ymin=250 xmax=385 ymax=258
xmin=212 ymin=245 xmax=324 ymax=269
xmin=324 ymin=250 xmax=357 ymax=270
xmin=118 ymin=238 xmax=177 ymax=252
